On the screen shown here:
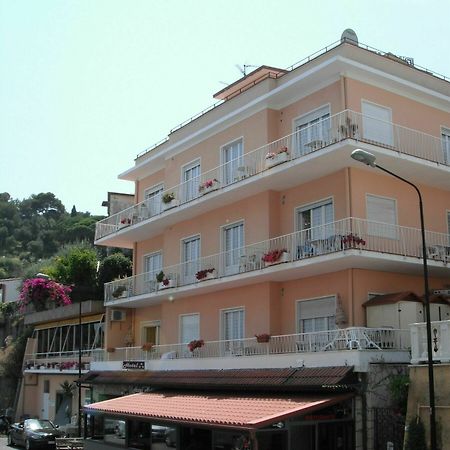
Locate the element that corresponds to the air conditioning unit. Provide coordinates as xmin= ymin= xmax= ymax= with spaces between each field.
xmin=110 ymin=309 xmax=126 ymax=321
xmin=433 ymin=290 xmax=450 ymax=296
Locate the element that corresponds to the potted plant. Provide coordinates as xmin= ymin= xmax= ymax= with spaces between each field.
xmin=18 ymin=278 xmax=72 ymax=313
xmin=188 ymin=339 xmax=204 ymax=352
xmin=141 ymin=342 xmax=154 ymax=352
xmin=255 ymin=333 xmax=271 ymax=343
xmin=341 ymin=233 xmax=366 ymax=248
xmin=112 ymin=285 xmax=127 ymax=298
xmin=261 ymin=249 xmax=290 ymax=266
xmin=106 ymin=347 xmax=116 ymax=353
xmin=195 ymin=268 xmax=217 ymax=281
xmin=162 ymin=192 xmax=178 ymax=210
xmin=119 ymin=217 xmax=132 ymax=227
xmin=198 ymin=178 xmax=220 ymax=194
xmin=265 ymin=147 xmax=290 ymax=168
xmin=156 ymin=271 xmax=175 ymax=290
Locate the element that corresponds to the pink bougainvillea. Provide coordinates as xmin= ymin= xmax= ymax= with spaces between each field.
xmin=19 ymin=278 xmax=72 ymax=312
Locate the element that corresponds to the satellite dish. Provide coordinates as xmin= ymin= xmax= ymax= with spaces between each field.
xmin=341 ymin=29 xmax=358 ymax=45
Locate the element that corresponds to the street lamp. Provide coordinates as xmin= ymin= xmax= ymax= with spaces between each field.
xmin=351 ymin=149 xmax=437 ymax=450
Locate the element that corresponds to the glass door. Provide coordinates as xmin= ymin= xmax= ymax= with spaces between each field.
xmin=182 ymin=236 xmax=200 ymax=284
xmin=222 ymin=139 xmax=243 ymax=185
xmin=223 ymin=222 xmax=244 ymax=275
xmin=182 ymin=161 xmax=201 ymax=202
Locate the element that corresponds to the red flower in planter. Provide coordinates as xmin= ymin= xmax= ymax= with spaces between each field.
xmin=188 ymin=339 xmax=204 ymax=352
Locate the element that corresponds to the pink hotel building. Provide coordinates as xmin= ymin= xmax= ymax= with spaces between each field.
xmin=82 ymin=33 xmax=450 ymax=450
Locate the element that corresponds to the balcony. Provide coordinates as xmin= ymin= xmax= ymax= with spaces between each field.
xmin=24 ymin=300 xmax=104 ymax=326
xmin=23 ymin=349 xmax=96 ymax=374
xmin=95 ymin=109 xmax=450 ymax=247
xmin=410 ymin=320 xmax=450 ymax=364
xmin=90 ymin=327 xmax=410 ymax=373
xmin=104 ymin=217 xmax=450 ymax=307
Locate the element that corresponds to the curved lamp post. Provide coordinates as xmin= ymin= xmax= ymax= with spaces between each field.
xmin=351 ymin=149 xmax=437 ymax=450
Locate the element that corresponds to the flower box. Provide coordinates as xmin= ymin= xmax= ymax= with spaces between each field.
xmin=158 ymin=279 xmax=176 ymax=290
xmin=196 ymin=268 xmax=217 ymax=281
xmin=163 ymin=199 xmax=179 ymax=211
xmin=199 ymin=179 xmax=220 ymax=195
xmin=262 ymin=250 xmax=291 ymax=267
xmin=255 ymin=333 xmax=271 ymax=343
xmin=265 ymin=150 xmax=289 ymax=168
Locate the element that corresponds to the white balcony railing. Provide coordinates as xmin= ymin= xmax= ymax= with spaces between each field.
xmin=95 ymin=109 xmax=449 ymax=241
xmin=410 ymin=320 xmax=450 ymax=364
xmin=93 ymin=327 xmax=410 ymax=363
xmin=105 ymin=217 xmax=450 ymax=303
xmin=24 ymin=349 xmax=99 ymax=372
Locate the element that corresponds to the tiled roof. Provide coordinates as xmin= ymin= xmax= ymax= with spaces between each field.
xmin=85 ymin=391 xmax=352 ymax=429
xmin=82 ymin=366 xmax=355 ymax=391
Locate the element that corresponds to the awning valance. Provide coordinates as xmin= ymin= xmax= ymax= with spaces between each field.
xmin=34 ymin=313 xmax=104 ymax=330
xmin=85 ymin=391 xmax=353 ymax=430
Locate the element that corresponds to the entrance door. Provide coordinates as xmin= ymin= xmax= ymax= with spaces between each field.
xmin=257 ymin=430 xmax=288 ymax=450
xmin=42 ymin=380 xmax=50 ymax=420
xmin=141 ymin=322 xmax=160 ymax=345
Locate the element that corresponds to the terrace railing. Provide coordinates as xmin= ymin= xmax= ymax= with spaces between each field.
xmin=104 ymin=217 xmax=450 ymax=303
xmin=410 ymin=320 xmax=450 ymax=364
xmin=93 ymin=327 xmax=410 ymax=363
xmin=24 ymin=349 xmax=98 ymax=371
xmin=95 ymin=109 xmax=449 ymax=241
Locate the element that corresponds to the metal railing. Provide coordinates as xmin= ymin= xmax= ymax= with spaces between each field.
xmin=95 ymin=109 xmax=449 ymax=241
xmin=104 ymin=217 xmax=450 ymax=303
xmin=24 ymin=349 xmax=98 ymax=371
xmin=93 ymin=327 xmax=410 ymax=363
xmin=410 ymin=320 xmax=450 ymax=364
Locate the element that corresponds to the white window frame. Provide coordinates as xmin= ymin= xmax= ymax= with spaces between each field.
xmin=441 ymin=127 xmax=450 ymax=164
xmin=140 ymin=320 xmax=161 ymax=346
xmin=220 ymin=306 xmax=245 ymax=341
xmin=296 ymin=295 xmax=337 ymax=334
xmin=295 ymin=197 xmax=334 ymax=242
xmin=361 ymin=100 xmax=394 ymax=147
xmin=143 ymin=251 xmax=163 ymax=292
xmin=181 ymin=158 xmax=201 ymax=202
xmin=221 ymin=220 xmax=245 ymax=275
xmin=292 ymin=104 xmax=331 ymax=156
xmin=366 ymin=194 xmax=398 ymax=239
xmin=220 ymin=137 xmax=244 ymax=185
xmin=179 ymin=313 xmax=200 ymax=344
xmin=144 ymin=183 xmax=164 ymax=217
xmin=181 ymin=234 xmax=201 ymax=284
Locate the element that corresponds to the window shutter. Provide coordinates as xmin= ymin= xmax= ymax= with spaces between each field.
xmin=298 ymin=297 xmax=335 ymax=320
xmin=367 ymin=195 xmax=397 ymax=238
xmin=362 ymin=102 xmax=393 ymax=146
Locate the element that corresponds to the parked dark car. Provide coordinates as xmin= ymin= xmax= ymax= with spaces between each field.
xmin=7 ymin=419 xmax=62 ymax=449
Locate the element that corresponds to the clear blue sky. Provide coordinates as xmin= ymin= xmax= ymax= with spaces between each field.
xmin=1 ymin=0 xmax=449 ymax=215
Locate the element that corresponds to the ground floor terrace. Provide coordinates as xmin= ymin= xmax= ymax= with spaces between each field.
xmin=83 ymin=367 xmax=356 ymax=450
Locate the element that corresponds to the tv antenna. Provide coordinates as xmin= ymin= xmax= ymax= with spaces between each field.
xmin=235 ymin=63 xmax=259 ymax=76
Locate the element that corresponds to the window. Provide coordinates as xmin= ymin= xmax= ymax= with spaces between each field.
xmin=297 ymin=297 xmax=336 ymax=333
xmin=223 ymin=222 xmax=244 ymax=275
xmin=182 ymin=160 xmax=201 ymax=202
xmin=294 ymin=106 xmax=330 ymax=156
xmin=144 ymin=183 xmax=164 ymax=217
xmin=366 ymin=194 xmax=397 ymax=238
xmin=222 ymin=139 xmax=243 ymax=185
xmin=296 ymin=199 xmax=334 ymax=240
xmin=362 ymin=101 xmax=393 ymax=146
xmin=182 ymin=235 xmax=200 ymax=284
xmin=141 ymin=321 xmax=160 ymax=345
xmin=143 ymin=252 xmax=162 ymax=291
xmin=222 ymin=307 xmax=244 ymax=341
xmin=180 ymin=314 xmax=200 ymax=343
xmin=442 ymin=128 xmax=450 ymax=164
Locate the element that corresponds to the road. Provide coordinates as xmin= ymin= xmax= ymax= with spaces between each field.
xmin=0 ymin=437 xmax=9 ymax=450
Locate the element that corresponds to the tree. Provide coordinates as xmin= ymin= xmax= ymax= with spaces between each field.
xmin=98 ymin=253 xmax=133 ymax=286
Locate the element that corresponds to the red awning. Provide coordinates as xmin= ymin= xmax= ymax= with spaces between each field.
xmin=85 ymin=391 xmax=352 ymax=430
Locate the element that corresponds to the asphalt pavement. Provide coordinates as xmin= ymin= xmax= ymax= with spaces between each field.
xmin=0 ymin=436 xmax=9 ymax=450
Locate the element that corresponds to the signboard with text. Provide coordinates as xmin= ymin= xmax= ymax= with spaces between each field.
xmin=122 ymin=360 xmax=145 ymax=370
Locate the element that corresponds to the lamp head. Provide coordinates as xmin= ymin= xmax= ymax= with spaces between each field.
xmin=351 ymin=149 xmax=376 ymax=167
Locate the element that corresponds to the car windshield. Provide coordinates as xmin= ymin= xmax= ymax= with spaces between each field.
xmin=26 ymin=419 xmax=55 ymax=431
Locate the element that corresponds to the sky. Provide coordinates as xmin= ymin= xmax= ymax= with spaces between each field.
xmin=1 ymin=0 xmax=449 ymax=216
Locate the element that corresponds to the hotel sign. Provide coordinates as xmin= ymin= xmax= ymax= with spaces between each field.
xmin=122 ymin=360 xmax=145 ymax=370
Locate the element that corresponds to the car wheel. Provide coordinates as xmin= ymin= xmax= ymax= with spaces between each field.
xmin=7 ymin=433 xmax=14 ymax=446
xmin=25 ymin=439 xmax=32 ymax=450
